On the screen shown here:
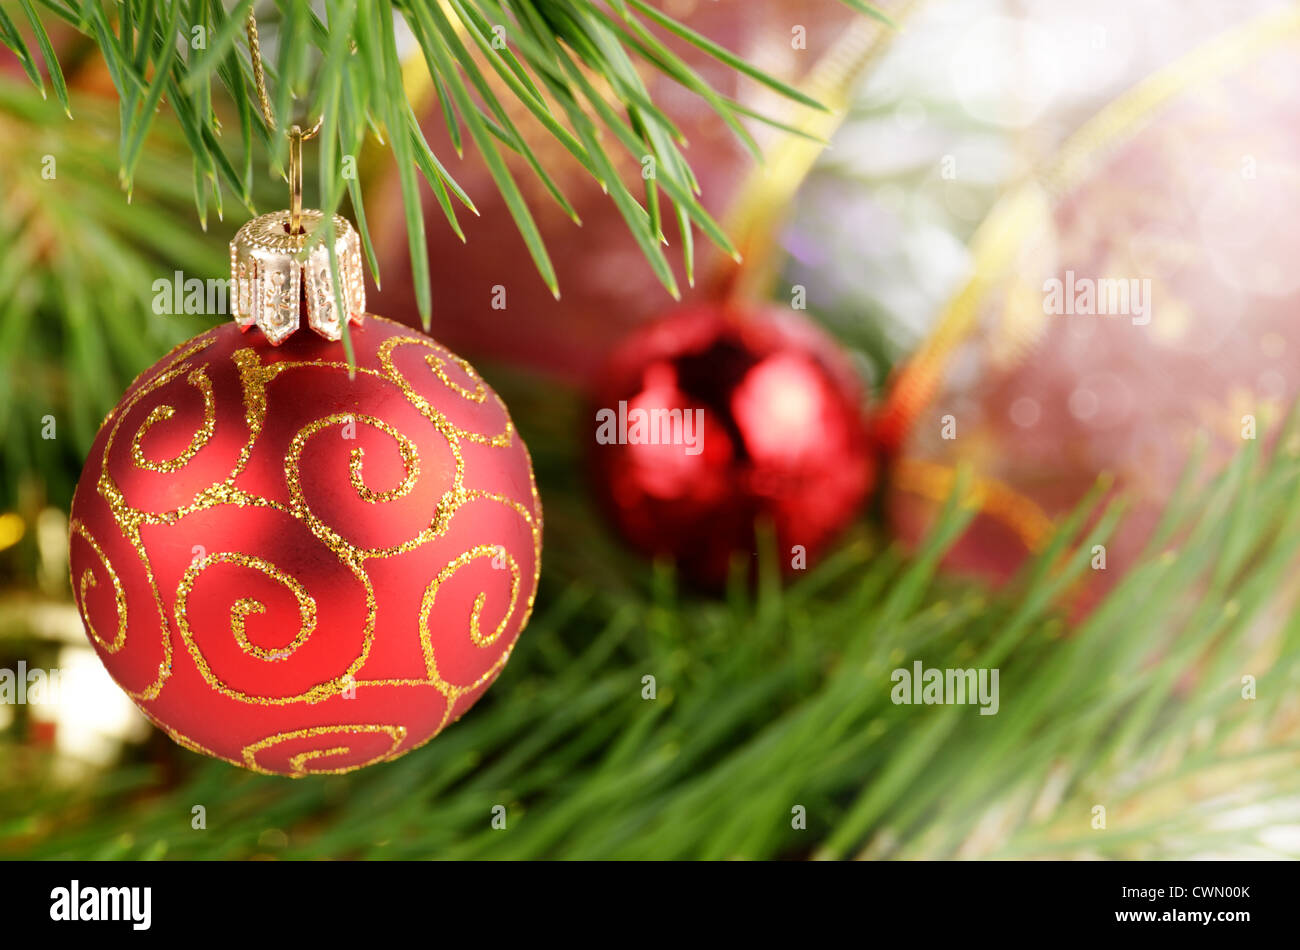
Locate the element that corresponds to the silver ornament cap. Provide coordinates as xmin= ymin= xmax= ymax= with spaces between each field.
xmin=229 ymin=209 xmax=366 ymax=345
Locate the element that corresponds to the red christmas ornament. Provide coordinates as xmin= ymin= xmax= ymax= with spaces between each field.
xmin=68 ymin=316 xmax=542 ymax=776
xmin=588 ymin=304 xmax=874 ymax=588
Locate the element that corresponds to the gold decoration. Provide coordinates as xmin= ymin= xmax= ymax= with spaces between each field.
xmin=69 ymin=519 xmax=128 ymax=654
xmin=242 ymin=724 xmax=409 ymax=777
xmin=229 ymin=209 xmax=366 ymax=344
xmin=129 ymin=368 xmax=216 ymax=473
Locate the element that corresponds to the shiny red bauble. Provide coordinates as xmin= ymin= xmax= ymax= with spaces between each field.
xmin=68 ymin=316 xmax=541 ymax=776
xmin=588 ymin=305 xmax=874 ymax=588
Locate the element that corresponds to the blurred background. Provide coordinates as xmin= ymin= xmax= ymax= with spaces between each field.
xmin=3 ymin=0 xmax=1300 ymax=858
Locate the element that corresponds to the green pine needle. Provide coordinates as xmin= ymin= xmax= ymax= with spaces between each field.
xmin=0 ymin=0 xmax=888 ymax=306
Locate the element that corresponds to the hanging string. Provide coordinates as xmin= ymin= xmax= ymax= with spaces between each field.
xmin=245 ymin=9 xmax=322 ymax=233
xmin=245 ymin=9 xmax=274 ymax=132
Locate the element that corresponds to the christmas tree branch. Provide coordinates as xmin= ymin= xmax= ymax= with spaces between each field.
xmin=0 ymin=0 xmax=891 ymax=326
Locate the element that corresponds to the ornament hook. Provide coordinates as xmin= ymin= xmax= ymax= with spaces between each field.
xmin=287 ymin=116 xmax=323 ymax=236
xmin=289 ymin=124 xmax=303 ymax=234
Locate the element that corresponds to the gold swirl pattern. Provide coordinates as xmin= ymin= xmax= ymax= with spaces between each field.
xmin=350 ymin=435 xmax=420 ymax=504
xmin=70 ymin=314 xmax=542 ymax=775
xmin=129 ymin=368 xmax=217 ymax=473
xmin=424 ymin=351 xmax=488 ymax=404
xmin=285 ymin=412 xmax=444 ymax=559
xmin=69 ymin=519 xmax=128 ymax=654
xmin=174 ymin=544 xmax=376 ymax=706
xmin=217 ymin=560 xmax=316 ymax=663
xmin=242 ymin=724 xmax=409 ymax=777
xmin=378 ymin=336 xmax=513 ymax=446
xmin=423 ymin=543 xmax=520 ymax=659
xmin=88 ymin=331 xmax=228 ymax=700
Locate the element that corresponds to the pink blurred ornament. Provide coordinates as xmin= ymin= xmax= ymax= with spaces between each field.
xmin=880 ymin=8 xmax=1300 ymax=607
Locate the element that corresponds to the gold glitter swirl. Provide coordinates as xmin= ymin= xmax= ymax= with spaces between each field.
xmin=227 ymin=572 xmax=315 ymax=662
xmin=120 ymin=333 xmax=219 ymax=407
xmin=421 ymin=543 xmax=521 ymax=678
xmin=101 ymin=345 xmax=267 ymax=540
xmin=174 ymin=550 xmax=375 ymax=705
xmin=347 ymin=492 xmax=541 ymax=711
xmin=129 ymin=368 xmax=217 ymax=473
xmin=465 ymin=490 xmax=540 ymax=611
xmin=286 ymin=412 xmax=447 ymax=559
xmin=292 ymin=747 xmax=350 ymax=771
xmin=425 ymin=352 xmax=487 ymax=403
xmin=242 ymin=724 xmax=408 ymax=777
xmin=350 ymin=436 xmax=421 ymax=504
xmin=436 ymin=544 xmax=519 ymax=648
xmin=69 ymin=519 xmax=127 ymax=654
xmin=378 ymin=336 xmax=513 ymax=446
xmin=337 ymin=418 xmax=422 ymax=506
xmin=91 ymin=336 xmax=232 ymax=700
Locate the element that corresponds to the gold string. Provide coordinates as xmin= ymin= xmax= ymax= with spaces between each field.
xmin=245 ymin=8 xmax=323 ymax=233
xmin=245 ymin=9 xmax=274 ymax=131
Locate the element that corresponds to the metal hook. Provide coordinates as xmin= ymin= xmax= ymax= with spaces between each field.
xmin=287 ymin=116 xmax=324 ymax=235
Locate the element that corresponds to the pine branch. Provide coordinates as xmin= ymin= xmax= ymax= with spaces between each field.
xmin=0 ymin=0 xmax=892 ymax=327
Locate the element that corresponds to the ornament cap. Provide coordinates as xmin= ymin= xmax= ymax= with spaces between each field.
xmin=229 ymin=209 xmax=365 ymax=344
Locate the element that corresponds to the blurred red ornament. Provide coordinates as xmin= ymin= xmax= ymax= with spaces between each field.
xmin=880 ymin=10 xmax=1300 ymax=608
xmin=69 ymin=317 xmax=541 ymax=775
xmin=588 ymin=304 xmax=874 ymax=587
